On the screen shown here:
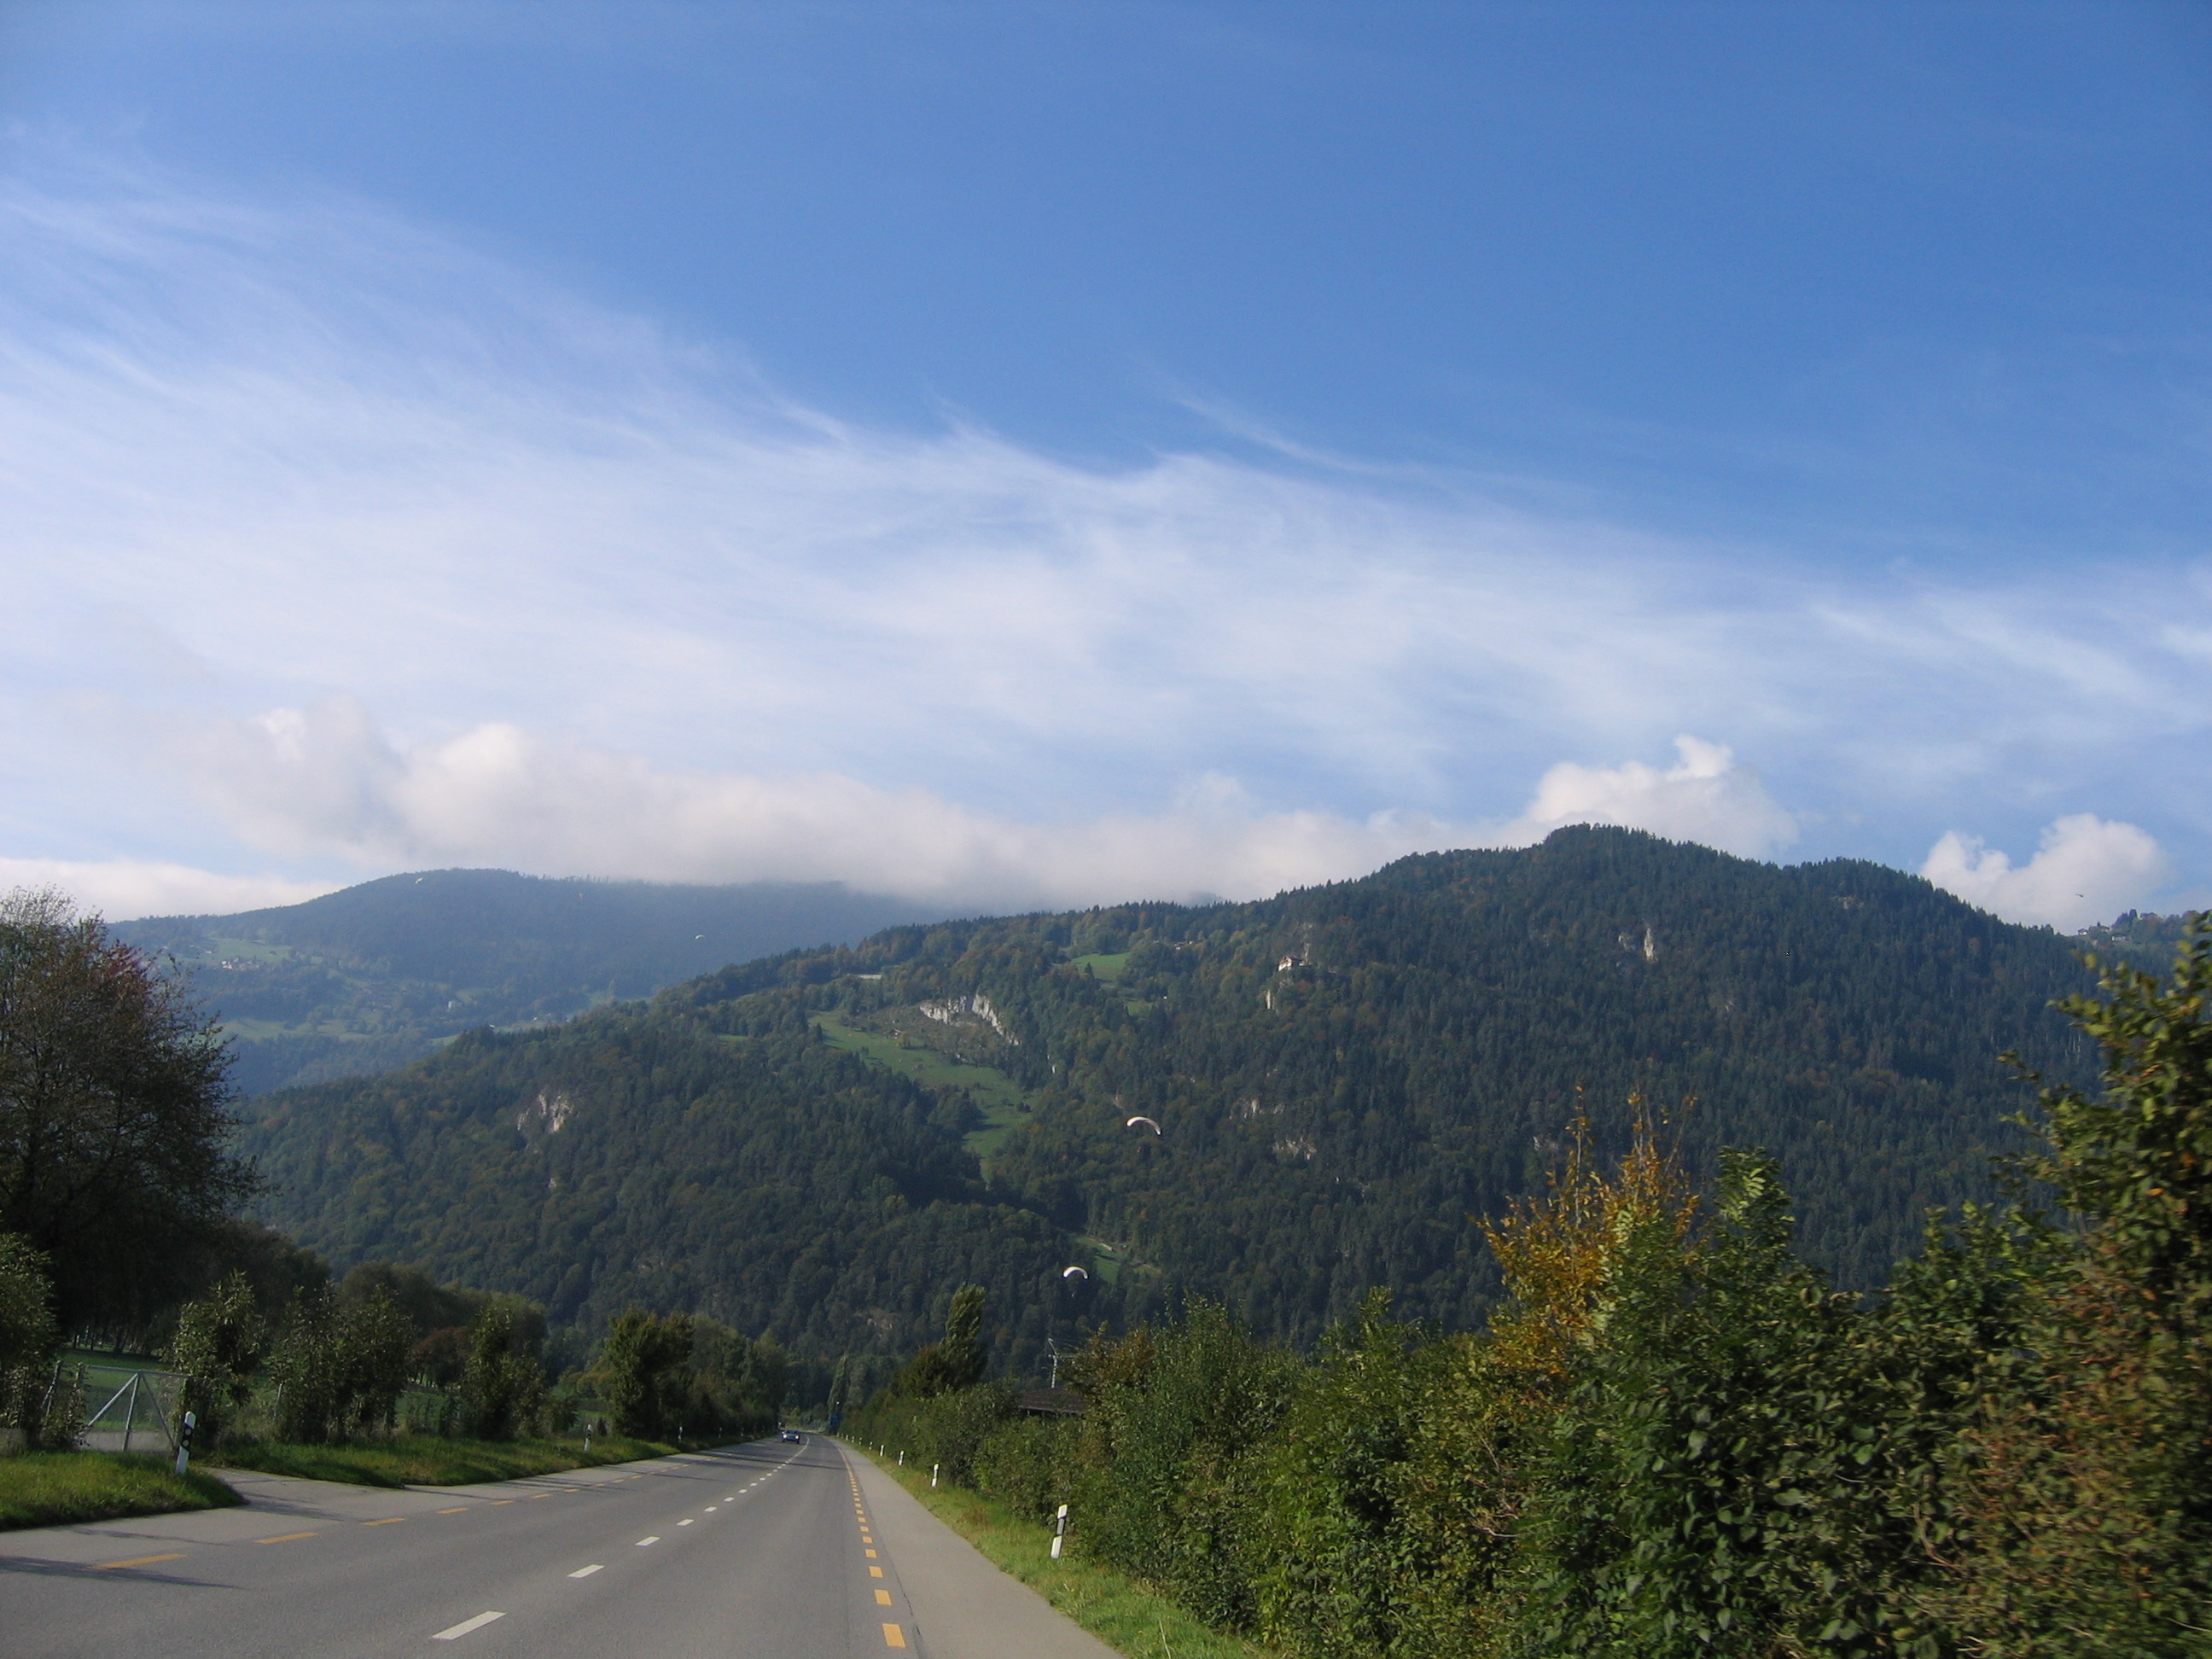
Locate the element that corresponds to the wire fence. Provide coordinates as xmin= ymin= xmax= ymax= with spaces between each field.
xmin=43 ymin=1359 xmax=189 ymax=1454
xmin=22 ymin=1355 xmax=605 ymax=1453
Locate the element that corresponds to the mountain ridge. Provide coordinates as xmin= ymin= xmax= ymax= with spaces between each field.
xmin=234 ymin=830 xmax=2103 ymax=1386
xmin=115 ymin=867 xmax=946 ymax=1094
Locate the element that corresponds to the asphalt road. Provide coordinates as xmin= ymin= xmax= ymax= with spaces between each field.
xmin=0 ymin=1437 xmax=1118 ymax=1659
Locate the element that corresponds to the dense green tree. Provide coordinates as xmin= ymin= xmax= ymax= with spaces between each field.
xmin=896 ymin=1284 xmax=990 ymax=1397
xmin=682 ymin=1318 xmax=787 ymax=1438
xmin=597 ymin=1307 xmax=693 ymax=1439
xmin=337 ymin=1262 xmax=479 ymax=1344
xmin=185 ymin=1219 xmax=330 ymax=1326
xmin=0 ymin=888 xmax=257 ymax=1331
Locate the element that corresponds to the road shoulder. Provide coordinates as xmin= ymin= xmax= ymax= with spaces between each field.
xmin=845 ymin=1444 xmax=1123 ymax=1659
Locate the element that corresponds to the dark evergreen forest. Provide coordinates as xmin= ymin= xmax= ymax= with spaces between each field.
xmin=242 ymin=829 xmax=2101 ymax=1379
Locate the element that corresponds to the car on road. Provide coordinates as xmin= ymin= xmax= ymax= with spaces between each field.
xmin=779 ymin=1428 xmax=801 ymax=1442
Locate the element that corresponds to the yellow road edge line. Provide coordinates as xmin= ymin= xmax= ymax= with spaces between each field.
xmin=255 ymin=1532 xmax=318 ymax=1545
xmin=870 ymin=1566 xmax=884 ymax=1577
xmin=437 ymin=1505 xmax=469 ymax=1514
xmin=363 ymin=1517 xmax=404 ymax=1526
xmin=876 ymin=1589 xmax=894 ymax=1605
xmin=883 ymin=1622 xmax=908 ymax=1649
xmin=96 ymin=1552 xmax=184 ymax=1569
xmin=489 ymin=1499 xmax=515 ymax=1506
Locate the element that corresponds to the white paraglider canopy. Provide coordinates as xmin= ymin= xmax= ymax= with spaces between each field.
xmin=1062 ymin=1265 xmax=1089 ymax=1280
xmin=1126 ymin=1115 xmax=1162 ymax=1135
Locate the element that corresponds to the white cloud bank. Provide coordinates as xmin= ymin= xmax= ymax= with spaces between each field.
xmin=0 ymin=858 xmax=336 ymax=922
xmin=149 ymin=699 xmax=1796 ymax=910
xmin=1922 ymin=814 xmax=2171 ymax=930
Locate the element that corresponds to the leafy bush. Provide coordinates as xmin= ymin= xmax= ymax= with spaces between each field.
xmin=268 ymin=1282 xmax=422 ymax=1442
xmin=0 ymin=1233 xmax=57 ymax=1448
xmin=168 ymin=1270 xmax=264 ymax=1446
xmin=972 ymin=1412 xmax=1079 ymax=1522
xmin=460 ymin=1300 xmax=544 ymax=1441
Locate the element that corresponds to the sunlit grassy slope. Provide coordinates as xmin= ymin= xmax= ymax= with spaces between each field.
xmin=811 ymin=1011 xmax=1032 ymax=1156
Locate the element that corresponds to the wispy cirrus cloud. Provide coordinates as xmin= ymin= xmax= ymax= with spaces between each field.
xmin=2 ymin=148 xmax=2206 ymax=921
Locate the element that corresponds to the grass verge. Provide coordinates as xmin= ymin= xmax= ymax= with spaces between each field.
xmin=0 ymin=1451 xmax=242 ymax=1531
xmin=847 ymin=1443 xmax=1277 ymax=1659
xmin=209 ymin=1433 xmax=672 ymax=1488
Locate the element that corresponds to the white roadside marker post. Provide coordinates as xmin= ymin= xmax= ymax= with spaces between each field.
xmin=932 ymin=1464 xmax=939 ymax=1488
xmin=173 ymin=1411 xmax=196 ymax=1477
xmin=1051 ymin=1503 xmax=1068 ymax=1560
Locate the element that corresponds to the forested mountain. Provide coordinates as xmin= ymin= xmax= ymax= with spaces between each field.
xmin=241 ymin=1009 xmax=1098 ymax=1386
xmin=242 ymin=829 xmax=2103 ymax=1380
xmin=116 ymin=869 xmax=940 ymax=1094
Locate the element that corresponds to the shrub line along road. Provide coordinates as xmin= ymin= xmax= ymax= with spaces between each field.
xmin=0 ymin=1437 xmax=1120 ymax=1659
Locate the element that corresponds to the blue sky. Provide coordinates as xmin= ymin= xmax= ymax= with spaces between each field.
xmin=2 ymin=3 xmax=2208 ymax=925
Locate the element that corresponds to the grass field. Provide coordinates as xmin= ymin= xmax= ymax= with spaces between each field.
xmin=1070 ymin=952 xmax=1131 ymax=983
xmin=849 ymin=1444 xmax=1275 ymax=1659
xmin=812 ymin=1013 xmax=1032 ymax=1156
xmin=211 ymin=1433 xmax=672 ymax=1488
xmin=0 ymin=1452 xmax=242 ymax=1532
xmin=1074 ymin=1236 xmax=1126 ymax=1284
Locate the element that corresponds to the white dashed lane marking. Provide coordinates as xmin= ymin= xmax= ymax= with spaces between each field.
xmin=568 ymin=1565 xmax=603 ymax=1579
xmin=432 ymin=1611 xmax=504 ymax=1641
xmin=636 ymin=1536 xmax=660 ymax=1547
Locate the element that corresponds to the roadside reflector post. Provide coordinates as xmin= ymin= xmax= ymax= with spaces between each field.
xmin=898 ymin=1451 xmax=904 ymax=1466
xmin=1051 ymin=1502 xmax=1068 ymax=1560
xmin=931 ymin=1464 xmax=939 ymax=1488
xmin=173 ymin=1410 xmax=197 ymax=1477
